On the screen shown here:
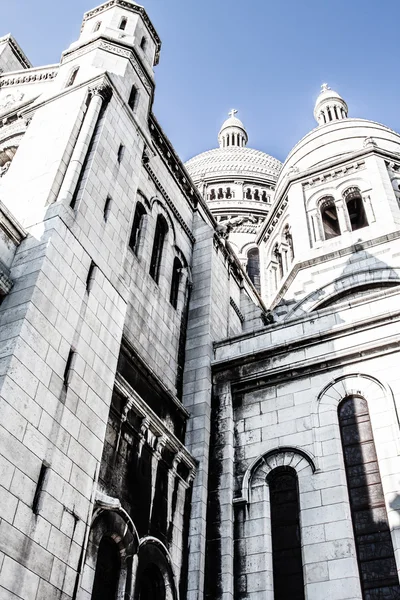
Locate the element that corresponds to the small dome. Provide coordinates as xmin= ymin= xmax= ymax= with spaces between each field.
xmin=219 ymin=115 xmax=246 ymax=134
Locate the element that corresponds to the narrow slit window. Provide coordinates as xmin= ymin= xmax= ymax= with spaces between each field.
xmin=320 ymin=197 xmax=341 ymax=239
xmin=140 ymin=36 xmax=147 ymax=51
xmin=170 ymin=257 xmax=183 ymax=308
xmin=103 ymin=195 xmax=112 ymax=221
xmin=64 ymin=349 xmax=75 ymax=388
xmin=267 ymin=467 xmax=305 ymax=600
xmin=91 ymin=537 xmax=121 ymax=600
xmin=32 ymin=462 xmax=48 ymax=515
xmin=344 ymin=187 xmax=368 ymax=231
xmin=66 ymin=67 xmax=79 ymax=88
xmin=128 ymin=86 xmax=137 ymax=111
xmin=150 ymin=215 xmax=168 ymax=283
xmin=129 ymin=201 xmax=146 ymax=255
xmin=274 ymin=244 xmax=284 ymax=279
xmin=93 ymin=21 xmax=101 ymax=32
xmin=117 ymin=144 xmax=125 ymax=164
xmin=246 ymin=248 xmax=260 ymax=293
xmin=119 ymin=17 xmax=127 ymax=31
xmin=86 ymin=261 xmax=96 ymax=293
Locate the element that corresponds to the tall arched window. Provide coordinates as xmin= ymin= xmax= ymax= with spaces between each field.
xmin=66 ymin=67 xmax=79 ymax=88
xmin=140 ymin=36 xmax=147 ymax=51
xmin=343 ymin=187 xmax=368 ymax=231
xmin=254 ymin=189 xmax=260 ymax=200
xmin=246 ymin=248 xmax=260 ymax=293
xmin=119 ymin=17 xmax=127 ymax=30
xmin=284 ymin=225 xmax=294 ymax=260
xmin=93 ymin=21 xmax=101 ymax=32
xmin=210 ymin=189 xmax=216 ymax=200
xmin=338 ymin=396 xmax=400 ymax=598
xmin=137 ymin=564 xmax=165 ymax=600
xmin=129 ymin=202 xmax=146 ymax=255
xmin=218 ymin=188 xmax=224 ymax=199
xmin=320 ymin=197 xmax=341 ymax=239
xmin=150 ymin=215 xmax=168 ymax=283
xmin=170 ymin=257 xmax=182 ymax=308
xmin=274 ymin=244 xmax=284 ymax=279
xmin=267 ymin=467 xmax=305 ymax=600
xmin=246 ymin=188 xmax=252 ymax=199
xmin=91 ymin=537 xmax=121 ymax=600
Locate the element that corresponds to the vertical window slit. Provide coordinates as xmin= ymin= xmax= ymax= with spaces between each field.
xmin=32 ymin=462 xmax=48 ymax=515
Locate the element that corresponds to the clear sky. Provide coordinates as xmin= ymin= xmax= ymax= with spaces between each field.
xmin=2 ymin=0 xmax=400 ymax=164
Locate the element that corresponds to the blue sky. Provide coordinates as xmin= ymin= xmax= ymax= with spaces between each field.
xmin=3 ymin=1 xmax=400 ymax=163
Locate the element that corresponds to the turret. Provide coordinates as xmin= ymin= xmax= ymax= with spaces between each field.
xmin=218 ymin=109 xmax=248 ymax=148
xmin=314 ymin=83 xmax=348 ymax=126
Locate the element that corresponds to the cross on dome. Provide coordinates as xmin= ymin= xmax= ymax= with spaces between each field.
xmin=228 ymin=109 xmax=238 ymax=119
xmin=321 ymin=83 xmax=330 ymax=92
xmin=218 ymin=109 xmax=248 ymax=148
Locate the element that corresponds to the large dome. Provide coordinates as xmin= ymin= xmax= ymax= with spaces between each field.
xmin=185 ymin=146 xmax=282 ymax=183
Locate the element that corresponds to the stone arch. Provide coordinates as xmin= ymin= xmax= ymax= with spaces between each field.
xmin=284 ymin=267 xmax=400 ymax=320
xmin=239 ymin=446 xmax=316 ymax=504
xmin=135 ymin=536 xmax=179 ymax=600
xmin=149 ymin=197 xmax=176 ymax=246
xmin=85 ymin=501 xmax=140 ymax=599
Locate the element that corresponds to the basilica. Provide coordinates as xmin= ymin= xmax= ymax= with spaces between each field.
xmin=1 ymin=2 xmax=400 ymax=600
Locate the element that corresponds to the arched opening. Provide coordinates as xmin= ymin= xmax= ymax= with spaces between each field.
xmin=261 ymin=191 xmax=268 ymax=202
xmin=170 ymin=257 xmax=182 ymax=309
xmin=245 ymin=188 xmax=252 ymax=199
xmin=210 ymin=189 xmax=216 ymax=200
xmin=93 ymin=21 xmax=101 ymax=32
xmin=253 ymin=189 xmax=260 ymax=200
xmin=217 ymin=188 xmax=223 ymax=199
xmin=119 ymin=17 xmax=127 ymax=30
xmin=128 ymin=85 xmax=138 ymax=111
xmin=320 ymin=197 xmax=341 ymax=239
xmin=327 ymin=107 xmax=332 ymax=121
xmin=274 ymin=244 xmax=284 ymax=279
xmin=338 ymin=396 xmax=400 ymax=597
xmin=129 ymin=201 xmax=146 ymax=255
xmin=66 ymin=66 xmax=79 ymax=88
xmin=246 ymin=248 xmax=260 ymax=293
xmin=140 ymin=36 xmax=147 ymax=51
xmin=284 ymin=225 xmax=294 ymax=260
xmin=91 ymin=536 xmax=121 ymax=600
xmin=226 ymin=187 xmax=232 ymax=199
xmin=137 ymin=564 xmax=166 ymax=600
xmin=267 ymin=467 xmax=305 ymax=600
xmin=344 ymin=187 xmax=368 ymax=231
xmin=150 ymin=215 xmax=168 ymax=284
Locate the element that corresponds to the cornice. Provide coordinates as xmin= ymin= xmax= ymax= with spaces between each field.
xmin=81 ymin=0 xmax=161 ymax=65
xmin=0 ymin=65 xmax=58 ymax=88
xmin=0 ymin=35 xmax=32 ymax=70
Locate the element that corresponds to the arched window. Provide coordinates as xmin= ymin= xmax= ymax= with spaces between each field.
xmin=150 ymin=215 xmax=168 ymax=283
xmin=261 ymin=191 xmax=268 ymax=202
xmin=93 ymin=21 xmax=101 ymax=32
xmin=119 ymin=17 xmax=127 ymax=30
xmin=246 ymin=188 xmax=252 ymax=200
xmin=226 ymin=187 xmax=232 ymax=199
xmin=129 ymin=201 xmax=146 ymax=255
xmin=137 ymin=564 xmax=165 ymax=600
xmin=344 ymin=187 xmax=368 ymax=231
xmin=284 ymin=225 xmax=294 ymax=260
xmin=217 ymin=188 xmax=224 ymax=199
xmin=128 ymin=85 xmax=138 ymax=111
xmin=338 ymin=396 xmax=400 ymax=598
xmin=320 ymin=197 xmax=341 ymax=239
xmin=274 ymin=244 xmax=284 ymax=279
xmin=91 ymin=537 xmax=121 ymax=600
xmin=140 ymin=36 xmax=147 ymax=51
xmin=246 ymin=248 xmax=260 ymax=293
xmin=170 ymin=257 xmax=182 ymax=308
xmin=66 ymin=67 xmax=79 ymax=88
xmin=254 ymin=189 xmax=260 ymax=201
xmin=267 ymin=467 xmax=305 ymax=600
xmin=210 ymin=189 xmax=216 ymax=200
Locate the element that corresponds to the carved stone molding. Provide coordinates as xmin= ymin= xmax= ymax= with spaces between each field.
xmin=0 ymin=67 xmax=58 ymax=88
xmin=89 ymin=81 xmax=112 ymax=103
xmin=302 ymin=160 xmax=366 ymax=189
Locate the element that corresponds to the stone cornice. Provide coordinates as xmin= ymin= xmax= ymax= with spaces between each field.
xmin=81 ymin=0 xmax=162 ymax=66
xmin=0 ymin=65 xmax=58 ymax=88
xmin=213 ymin=309 xmax=400 ymax=391
xmin=0 ymin=35 xmax=32 ymax=70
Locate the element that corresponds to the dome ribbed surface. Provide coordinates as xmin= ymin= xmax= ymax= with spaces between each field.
xmin=185 ymin=147 xmax=282 ymax=181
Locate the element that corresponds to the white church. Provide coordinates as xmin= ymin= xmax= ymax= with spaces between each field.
xmin=0 ymin=1 xmax=400 ymax=600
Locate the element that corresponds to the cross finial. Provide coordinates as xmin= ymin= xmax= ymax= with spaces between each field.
xmin=228 ymin=109 xmax=238 ymax=119
xmin=321 ymin=83 xmax=330 ymax=92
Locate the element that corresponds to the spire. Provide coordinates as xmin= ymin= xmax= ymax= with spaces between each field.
xmin=314 ymin=83 xmax=348 ymax=126
xmin=218 ymin=109 xmax=248 ymax=148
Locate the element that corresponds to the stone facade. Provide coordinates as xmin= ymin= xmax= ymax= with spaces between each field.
xmin=1 ymin=2 xmax=400 ymax=600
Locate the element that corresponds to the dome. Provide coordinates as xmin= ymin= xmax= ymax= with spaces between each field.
xmin=219 ymin=115 xmax=246 ymax=134
xmin=276 ymin=117 xmax=400 ymax=194
xmin=185 ymin=146 xmax=282 ymax=183
xmin=314 ymin=83 xmax=348 ymax=126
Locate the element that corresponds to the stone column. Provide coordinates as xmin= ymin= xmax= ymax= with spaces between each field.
xmin=58 ymin=82 xmax=112 ymax=206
